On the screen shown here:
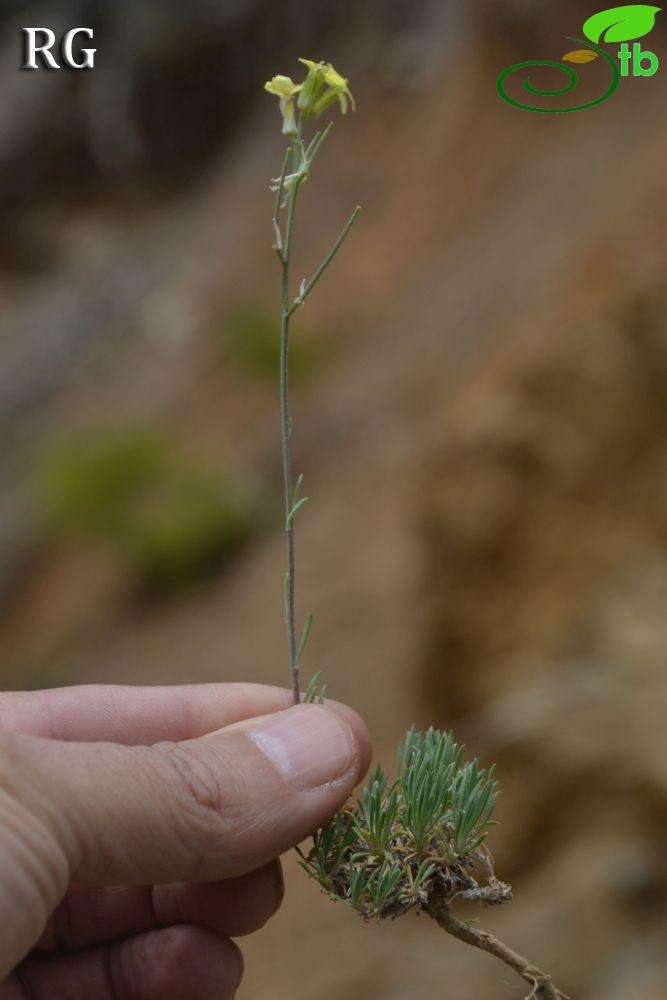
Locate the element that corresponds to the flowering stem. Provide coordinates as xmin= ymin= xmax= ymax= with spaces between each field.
xmin=272 ymin=115 xmax=359 ymax=704
xmin=278 ymin=124 xmax=303 ymax=705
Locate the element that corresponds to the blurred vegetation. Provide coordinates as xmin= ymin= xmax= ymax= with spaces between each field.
xmin=222 ymin=305 xmax=331 ymax=383
xmin=29 ymin=428 xmax=261 ymax=593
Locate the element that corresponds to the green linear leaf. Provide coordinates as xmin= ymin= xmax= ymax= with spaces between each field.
xmin=298 ymin=612 xmax=314 ymax=661
xmin=303 ymin=668 xmax=321 ymax=703
xmin=286 ymin=495 xmax=309 ymax=528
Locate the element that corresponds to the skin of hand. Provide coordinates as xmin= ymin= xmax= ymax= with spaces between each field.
xmin=0 ymin=683 xmax=371 ymax=999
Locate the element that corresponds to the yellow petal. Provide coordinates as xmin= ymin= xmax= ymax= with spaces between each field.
xmin=298 ymin=58 xmax=324 ymax=73
xmin=264 ymin=75 xmax=300 ymax=97
xmin=562 ymin=49 xmax=599 ymax=63
xmin=322 ymin=64 xmax=347 ymax=88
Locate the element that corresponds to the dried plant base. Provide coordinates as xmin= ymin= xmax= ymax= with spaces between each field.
xmin=318 ymin=841 xmax=511 ymax=921
xmin=297 ymin=726 xmax=568 ymax=1000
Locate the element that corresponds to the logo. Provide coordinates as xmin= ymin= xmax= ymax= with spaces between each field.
xmin=497 ymin=4 xmax=660 ymax=112
xmin=21 ymin=28 xmax=96 ymax=71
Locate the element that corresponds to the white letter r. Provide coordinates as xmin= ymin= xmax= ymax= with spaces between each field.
xmin=22 ymin=28 xmax=60 ymax=70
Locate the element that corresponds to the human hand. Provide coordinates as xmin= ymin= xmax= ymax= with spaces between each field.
xmin=0 ymin=683 xmax=370 ymax=998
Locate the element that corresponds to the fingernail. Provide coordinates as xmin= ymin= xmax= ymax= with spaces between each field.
xmin=247 ymin=704 xmax=357 ymax=790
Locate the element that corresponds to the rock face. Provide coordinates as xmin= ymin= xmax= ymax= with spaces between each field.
xmin=420 ymin=293 xmax=667 ymax=717
xmin=418 ymin=290 xmax=667 ymax=995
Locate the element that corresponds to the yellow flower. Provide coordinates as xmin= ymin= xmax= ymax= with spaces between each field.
xmin=264 ymin=75 xmax=302 ymax=136
xmin=297 ymin=58 xmax=355 ymax=117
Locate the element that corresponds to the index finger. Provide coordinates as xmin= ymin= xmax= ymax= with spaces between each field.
xmin=0 ymin=683 xmax=294 ymax=744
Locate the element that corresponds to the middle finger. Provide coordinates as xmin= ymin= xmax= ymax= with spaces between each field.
xmin=35 ymin=860 xmax=284 ymax=952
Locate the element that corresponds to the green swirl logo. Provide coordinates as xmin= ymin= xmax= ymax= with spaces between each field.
xmin=497 ymin=5 xmax=661 ymax=113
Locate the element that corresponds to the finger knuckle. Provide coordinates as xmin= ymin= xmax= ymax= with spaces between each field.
xmin=151 ymin=741 xmax=244 ymax=869
xmin=113 ymin=926 xmax=244 ymax=998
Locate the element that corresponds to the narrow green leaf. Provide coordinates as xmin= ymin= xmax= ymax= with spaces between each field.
xmin=286 ymin=495 xmax=309 ymax=529
xmin=297 ymin=611 xmax=314 ymax=660
xmin=305 ymin=120 xmax=334 ymax=171
xmin=303 ymin=669 xmax=321 ymax=704
xmin=303 ymin=129 xmax=322 ymax=162
xmin=272 ymin=218 xmax=283 ymax=253
xmin=293 ymin=473 xmax=304 ymax=504
xmin=289 ymin=205 xmax=361 ymax=315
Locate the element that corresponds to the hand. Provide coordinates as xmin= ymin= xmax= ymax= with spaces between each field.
xmin=0 ymin=683 xmax=370 ymax=998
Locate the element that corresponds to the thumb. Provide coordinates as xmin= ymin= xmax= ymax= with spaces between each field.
xmin=4 ymin=703 xmax=370 ymax=887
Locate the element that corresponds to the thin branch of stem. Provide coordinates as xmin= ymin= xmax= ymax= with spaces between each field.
xmin=425 ymin=900 xmax=570 ymax=1000
xmin=288 ymin=205 xmax=361 ymax=316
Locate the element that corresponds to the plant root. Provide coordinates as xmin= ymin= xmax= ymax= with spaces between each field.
xmin=425 ymin=896 xmax=570 ymax=1000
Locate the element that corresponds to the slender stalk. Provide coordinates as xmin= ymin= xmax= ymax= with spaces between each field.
xmin=278 ymin=124 xmax=303 ymax=705
xmin=271 ymin=113 xmax=359 ymax=705
xmin=425 ymin=900 xmax=570 ymax=1000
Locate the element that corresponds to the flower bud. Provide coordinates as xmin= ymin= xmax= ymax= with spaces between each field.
xmin=297 ymin=59 xmax=327 ymax=115
xmin=297 ymin=58 xmax=355 ymax=118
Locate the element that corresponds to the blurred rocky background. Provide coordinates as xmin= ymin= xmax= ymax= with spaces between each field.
xmin=1 ymin=1 xmax=667 ymax=997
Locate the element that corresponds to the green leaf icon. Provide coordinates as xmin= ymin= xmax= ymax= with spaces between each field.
xmin=583 ymin=5 xmax=661 ymax=43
